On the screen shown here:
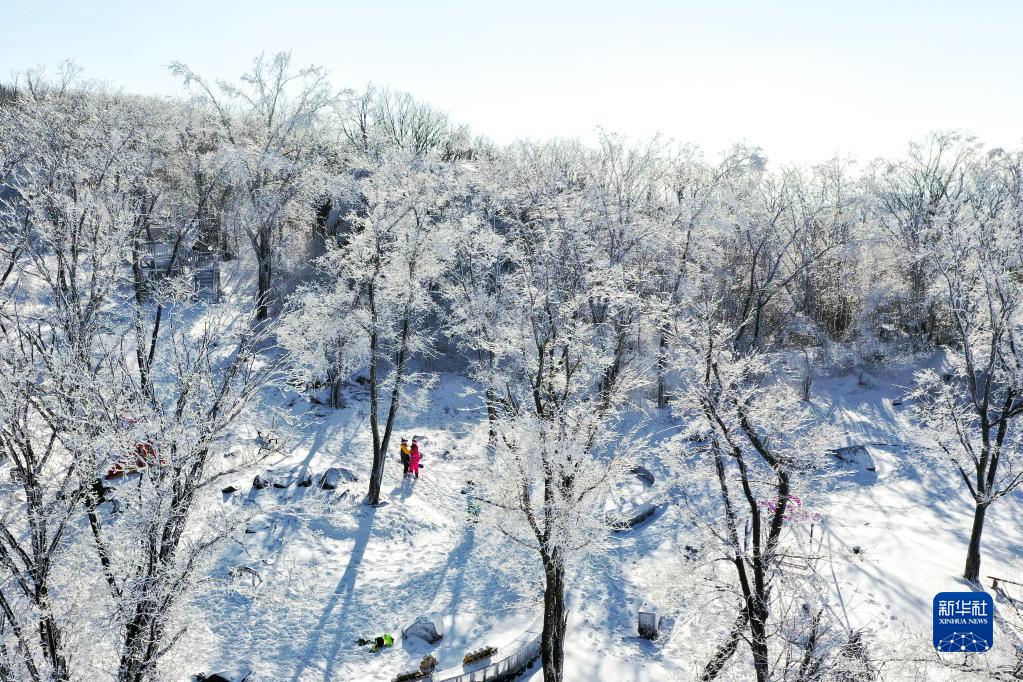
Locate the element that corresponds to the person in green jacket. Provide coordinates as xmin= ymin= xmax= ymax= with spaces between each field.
xmin=356 ymin=633 xmax=394 ymax=652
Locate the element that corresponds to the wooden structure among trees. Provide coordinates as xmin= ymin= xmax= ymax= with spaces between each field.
xmin=139 ymin=225 xmax=222 ymax=302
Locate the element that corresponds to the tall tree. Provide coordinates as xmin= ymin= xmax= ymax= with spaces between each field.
xmin=470 ymin=144 xmax=647 ymax=682
xmin=0 ymin=71 xmax=160 ymax=681
xmin=675 ymin=292 xmax=836 ymax=681
xmin=281 ymin=153 xmax=455 ymax=504
xmin=171 ymin=52 xmax=342 ymax=320
xmin=911 ymin=149 xmax=1023 ymax=583
xmin=869 ymin=132 xmax=978 ymax=344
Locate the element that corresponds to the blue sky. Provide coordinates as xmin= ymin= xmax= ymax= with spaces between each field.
xmin=5 ymin=0 xmax=1022 ymax=163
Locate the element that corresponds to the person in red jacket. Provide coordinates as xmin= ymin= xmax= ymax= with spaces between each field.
xmin=409 ymin=438 xmax=422 ymax=479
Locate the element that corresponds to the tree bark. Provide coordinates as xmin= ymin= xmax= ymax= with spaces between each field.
xmin=37 ymin=599 xmax=67 ymax=680
xmin=367 ymin=328 xmax=384 ymax=505
xmin=329 ymin=374 xmax=345 ymax=409
xmin=253 ymin=224 xmax=274 ymax=321
xmin=0 ymin=591 xmax=41 ymax=682
xmin=481 ymin=349 xmax=498 ymax=452
xmin=485 ymin=384 xmax=498 ymax=451
xmin=541 ymin=557 xmax=568 ymax=682
xmin=256 ymin=251 xmax=272 ymax=321
xmin=656 ymin=327 xmax=669 ymax=409
xmin=366 ymin=314 xmax=410 ymax=504
xmin=964 ymin=501 xmax=988 ymax=583
xmin=748 ymin=600 xmax=770 ymax=682
xmin=367 ymin=443 xmax=386 ymax=505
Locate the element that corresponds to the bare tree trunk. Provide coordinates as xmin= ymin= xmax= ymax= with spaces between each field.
xmin=14 ymin=481 xmax=70 ymax=682
xmin=117 ymin=448 xmax=212 ymax=682
xmin=85 ymin=490 xmax=121 ymax=599
xmin=130 ymin=228 xmax=181 ymax=400
xmin=540 ymin=555 xmax=568 ymax=682
xmin=964 ymin=501 xmax=988 ymax=583
xmin=252 ymin=224 xmax=274 ymax=321
xmin=0 ymin=594 xmax=41 ymax=682
xmin=598 ymin=321 xmax=628 ymax=408
xmin=367 ymin=328 xmax=385 ymax=505
xmin=366 ymin=315 xmax=411 ymax=505
xmin=35 ymin=587 xmax=67 ymax=681
xmin=485 ymin=384 xmax=498 ymax=451
xmin=797 ymin=608 xmax=824 ymax=681
xmin=329 ymin=373 xmax=345 ymax=409
xmin=0 ymin=247 xmax=18 ymax=291
xmin=749 ymin=600 xmax=770 ymax=682
xmin=482 ymin=349 xmax=498 ymax=451
xmin=657 ymin=326 xmax=669 ymax=409
xmin=256 ymin=249 xmax=272 ymax=320
xmin=366 ymin=440 xmax=386 ymax=505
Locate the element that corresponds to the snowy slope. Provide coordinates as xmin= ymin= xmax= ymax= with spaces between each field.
xmin=178 ymin=365 xmax=1023 ymax=682
xmin=180 ymin=375 xmax=545 ymax=681
xmin=809 ymin=369 xmax=1023 ymax=672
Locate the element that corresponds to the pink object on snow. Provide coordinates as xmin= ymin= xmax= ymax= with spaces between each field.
xmin=409 ymin=442 xmax=421 ymax=476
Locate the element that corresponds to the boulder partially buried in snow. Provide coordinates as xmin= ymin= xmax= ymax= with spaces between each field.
xmin=318 ymin=469 xmax=340 ymax=490
xmin=402 ymin=616 xmax=443 ymax=644
xmin=252 ymin=470 xmax=293 ymax=489
xmin=318 ymin=467 xmax=357 ymax=490
xmin=194 ymin=668 xmax=252 ymax=682
xmin=252 ymin=469 xmax=315 ymax=490
xmin=631 ymin=465 xmax=655 ymax=486
xmin=614 ymin=500 xmax=661 ymax=531
xmin=829 ymin=445 xmax=879 ymax=486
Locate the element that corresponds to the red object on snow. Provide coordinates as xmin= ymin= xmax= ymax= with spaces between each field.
xmin=105 ymin=442 xmax=164 ymax=480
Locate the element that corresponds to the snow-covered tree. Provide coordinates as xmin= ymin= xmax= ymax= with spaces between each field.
xmin=281 ymin=153 xmax=456 ymax=504
xmin=672 ymin=283 xmax=838 ymax=681
xmin=437 ymin=180 xmax=511 ymax=447
xmin=171 ymin=52 xmax=343 ymax=320
xmin=0 ymin=72 xmax=167 ymax=680
xmin=6 ymin=52 xmax=1023 ymax=682
xmin=339 ymin=85 xmax=474 ymax=160
xmin=910 ymin=148 xmax=1023 ymax=583
xmin=99 ymin=313 xmax=285 ymax=682
xmin=868 ymin=132 xmax=979 ymax=345
xmin=711 ymin=147 xmax=853 ymax=354
xmin=640 ymin=145 xmax=717 ymax=407
xmin=782 ymin=158 xmax=865 ymax=341
xmin=469 ymin=144 xmax=648 ymax=682
xmin=576 ymin=134 xmax=664 ymax=402
xmin=0 ymin=72 xmax=287 ymax=681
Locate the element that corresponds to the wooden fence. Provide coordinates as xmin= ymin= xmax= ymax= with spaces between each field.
xmin=426 ymin=619 xmax=542 ymax=682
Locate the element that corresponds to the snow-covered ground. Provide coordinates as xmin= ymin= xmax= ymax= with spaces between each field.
xmin=183 ymin=364 xmax=1023 ymax=681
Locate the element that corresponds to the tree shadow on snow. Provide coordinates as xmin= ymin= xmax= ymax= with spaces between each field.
xmin=288 ymin=504 xmax=378 ymax=682
xmin=388 ymin=477 xmax=415 ymax=503
xmin=437 ymin=524 xmax=476 ymax=616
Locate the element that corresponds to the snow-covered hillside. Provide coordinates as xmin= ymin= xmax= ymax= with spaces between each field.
xmin=173 ymin=364 xmax=1022 ymax=681
xmin=5 ymin=62 xmax=1023 ymax=682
